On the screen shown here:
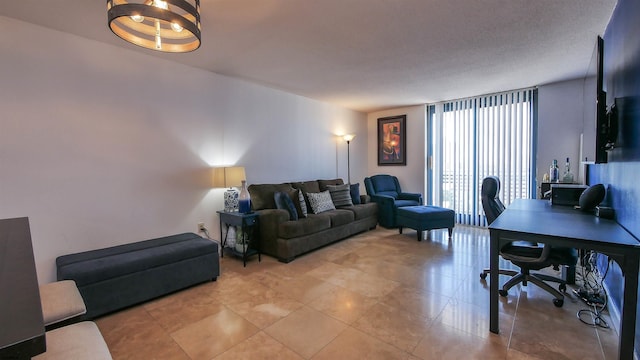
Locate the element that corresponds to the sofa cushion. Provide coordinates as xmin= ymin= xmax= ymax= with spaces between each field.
xmin=350 ymin=183 xmax=362 ymax=205
xmin=278 ymin=215 xmax=331 ymax=239
xmin=327 ymin=184 xmax=353 ymax=207
xmin=342 ymin=202 xmax=378 ymax=220
xmin=318 ymin=178 xmax=344 ymax=191
xmin=274 ymin=192 xmax=298 ymax=221
xmin=320 ymin=209 xmax=355 ymax=227
xmin=248 ymin=183 xmax=295 ymax=210
xmin=307 ymin=191 xmax=336 ymax=214
xmin=291 ymin=180 xmax=321 ymax=194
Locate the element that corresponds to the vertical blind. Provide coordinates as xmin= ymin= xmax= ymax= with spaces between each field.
xmin=430 ymin=89 xmax=536 ymax=226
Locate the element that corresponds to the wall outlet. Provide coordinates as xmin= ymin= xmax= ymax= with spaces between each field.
xmin=197 ymin=222 xmax=206 ymax=232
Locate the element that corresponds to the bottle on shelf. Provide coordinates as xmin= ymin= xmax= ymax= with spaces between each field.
xmin=238 ymin=180 xmax=251 ymax=213
xmin=562 ymin=157 xmax=574 ymax=183
xmin=549 ymin=159 xmax=559 ymax=182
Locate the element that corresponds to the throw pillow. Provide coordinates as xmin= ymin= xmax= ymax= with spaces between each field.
xmin=296 ymin=189 xmax=308 ymax=218
xmin=326 ymin=184 xmax=353 ymax=207
xmin=350 ymin=183 xmax=361 ymax=205
xmin=274 ymin=192 xmax=299 ymax=221
xmin=307 ymin=191 xmax=336 ymax=214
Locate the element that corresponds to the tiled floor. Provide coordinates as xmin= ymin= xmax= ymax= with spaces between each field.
xmin=96 ymin=226 xmax=619 ymax=359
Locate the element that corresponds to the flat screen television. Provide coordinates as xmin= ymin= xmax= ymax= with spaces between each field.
xmin=595 ymin=35 xmax=608 ymax=163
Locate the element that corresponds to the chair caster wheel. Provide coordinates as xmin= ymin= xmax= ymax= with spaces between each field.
xmin=559 ymin=283 xmax=566 ymax=292
xmin=498 ymin=289 xmax=509 ymax=297
xmin=553 ymin=298 xmax=564 ymax=307
xmin=480 ymin=273 xmax=487 ymax=280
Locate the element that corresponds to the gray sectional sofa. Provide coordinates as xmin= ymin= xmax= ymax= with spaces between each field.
xmin=248 ymin=179 xmax=377 ymax=262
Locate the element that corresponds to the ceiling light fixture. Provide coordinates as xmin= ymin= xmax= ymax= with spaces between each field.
xmin=107 ymin=0 xmax=201 ymax=53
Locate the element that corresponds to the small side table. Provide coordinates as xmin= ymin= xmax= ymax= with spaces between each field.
xmin=217 ymin=211 xmax=261 ymax=267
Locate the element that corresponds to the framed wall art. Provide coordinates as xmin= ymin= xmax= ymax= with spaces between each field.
xmin=377 ymin=115 xmax=406 ymax=165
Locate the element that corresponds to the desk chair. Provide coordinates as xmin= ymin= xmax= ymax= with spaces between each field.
xmin=479 ymin=176 xmax=578 ymax=307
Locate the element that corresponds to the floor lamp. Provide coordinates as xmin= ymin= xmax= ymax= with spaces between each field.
xmin=343 ymin=134 xmax=355 ymax=184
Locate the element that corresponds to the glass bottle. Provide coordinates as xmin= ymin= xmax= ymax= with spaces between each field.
xmin=238 ymin=180 xmax=251 ymax=213
xmin=549 ymin=159 xmax=559 ymax=183
xmin=562 ymin=157 xmax=574 ymax=183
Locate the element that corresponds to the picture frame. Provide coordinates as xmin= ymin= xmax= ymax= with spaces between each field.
xmin=377 ymin=115 xmax=406 ymax=166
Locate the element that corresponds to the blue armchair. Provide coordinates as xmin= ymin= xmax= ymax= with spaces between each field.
xmin=364 ymin=174 xmax=423 ymax=228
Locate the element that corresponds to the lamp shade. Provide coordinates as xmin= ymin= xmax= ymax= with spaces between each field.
xmin=212 ymin=166 xmax=246 ymax=188
xmin=343 ymin=134 xmax=356 ymax=142
xmin=107 ymin=0 xmax=201 ymax=53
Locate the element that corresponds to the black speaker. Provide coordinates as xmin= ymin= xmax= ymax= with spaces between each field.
xmin=579 ymin=184 xmax=606 ymax=211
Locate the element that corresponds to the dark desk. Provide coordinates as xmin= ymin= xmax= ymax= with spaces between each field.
xmin=0 ymin=217 xmax=46 ymax=359
xmin=489 ymin=199 xmax=640 ymax=360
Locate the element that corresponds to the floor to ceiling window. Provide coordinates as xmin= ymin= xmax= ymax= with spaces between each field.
xmin=428 ymin=89 xmax=537 ymax=226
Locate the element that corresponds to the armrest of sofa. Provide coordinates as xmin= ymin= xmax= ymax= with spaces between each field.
xmin=359 ymin=194 xmax=371 ymax=204
xmin=369 ymin=194 xmax=396 ymax=208
xmin=255 ymin=209 xmax=290 ymax=256
xmin=398 ymin=192 xmax=423 ymax=205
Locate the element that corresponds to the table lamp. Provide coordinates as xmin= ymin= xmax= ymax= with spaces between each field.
xmin=213 ymin=166 xmax=246 ymax=212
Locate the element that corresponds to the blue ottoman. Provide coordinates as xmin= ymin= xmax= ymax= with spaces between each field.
xmin=396 ymin=206 xmax=455 ymax=241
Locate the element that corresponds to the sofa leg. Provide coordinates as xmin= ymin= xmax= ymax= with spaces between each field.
xmin=417 ymin=230 xmax=423 ymax=241
xmin=448 ymin=227 xmax=453 ymax=238
xmin=399 ymin=227 xmax=403 ymax=234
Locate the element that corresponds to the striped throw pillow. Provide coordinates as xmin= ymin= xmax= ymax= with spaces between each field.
xmin=327 ymin=184 xmax=353 ymax=207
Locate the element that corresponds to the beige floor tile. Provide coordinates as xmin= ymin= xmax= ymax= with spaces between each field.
xmin=412 ymin=322 xmax=507 ymax=360
xmin=312 ymin=327 xmax=409 ymax=360
xmin=509 ymin=299 xmax=602 ymax=360
xmin=146 ymin=293 xmax=225 ymax=333
xmin=353 ymin=302 xmax=433 ymax=352
xmin=264 ymin=306 xmax=347 ymax=359
xmin=435 ymin=298 xmax=514 ymax=338
xmin=271 ymin=273 xmax=340 ymax=304
xmin=224 ymin=288 xmax=304 ymax=328
xmin=308 ymin=285 xmax=379 ymax=324
xmin=171 ymin=307 xmax=260 ymax=359
xmin=214 ymin=331 xmax=304 ymax=360
xmin=96 ymin=307 xmax=189 ymax=360
xmin=309 ymin=262 xmax=400 ymax=298
xmin=379 ymin=285 xmax=450 ymax=321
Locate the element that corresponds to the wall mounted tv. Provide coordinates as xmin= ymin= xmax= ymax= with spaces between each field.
xmin=595 ymin=36 xmax=608 ymax=163
xmin=594 ymin=35 xmax=619 ymax=163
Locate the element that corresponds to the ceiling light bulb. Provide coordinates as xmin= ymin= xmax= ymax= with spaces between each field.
xmin=130 ymin=14 xmax=144 ymax=22
xmin=153 ymin=0 xmax=169 ymax=10
xmin=171 ymin=23 xmax=183 ymax=32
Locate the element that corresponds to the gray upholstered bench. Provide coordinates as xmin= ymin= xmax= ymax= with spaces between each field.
xmin=396 ymin=205 xmax=455 ymax=241
xmin=56 ymin=232 xmax=219 ymax=319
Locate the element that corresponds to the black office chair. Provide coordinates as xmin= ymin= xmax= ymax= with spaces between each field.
xmin=479 ymin=176 xmax=578 ymax=307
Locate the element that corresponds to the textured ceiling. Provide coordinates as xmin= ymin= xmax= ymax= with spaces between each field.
xmin=0 ymin=0 xmax=617 ymax=112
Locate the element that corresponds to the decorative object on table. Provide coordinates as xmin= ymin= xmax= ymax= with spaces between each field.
xmin=578 ymin=183 xmax=606 ymax=212
xmin=107 ymin=0 xmax=201 ymax=53
xmin=213 ymin=166 xmax=246 ymax=212
xmin=549 ymin=159 xmax=559 ymax=182
xmin=562 ymin=157 xmax=574 ymax=183
xmin=377 ymin=115 xmax=406 ymax=165
xmin=234 ymin=226 xmax=248 ymax=253
xmin=343 ymin=134 xmax=355 ymax=183
xmin=238 ymin=180 xmax=251 ymax=213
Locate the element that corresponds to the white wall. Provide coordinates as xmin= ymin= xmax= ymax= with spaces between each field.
xmin=537 ymin=78 xmax=594 ymax=188
xmin=0 ymin=16 xmax=366 ymax=283
xmin=366 ymin=105 xmax=427 ymax=195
